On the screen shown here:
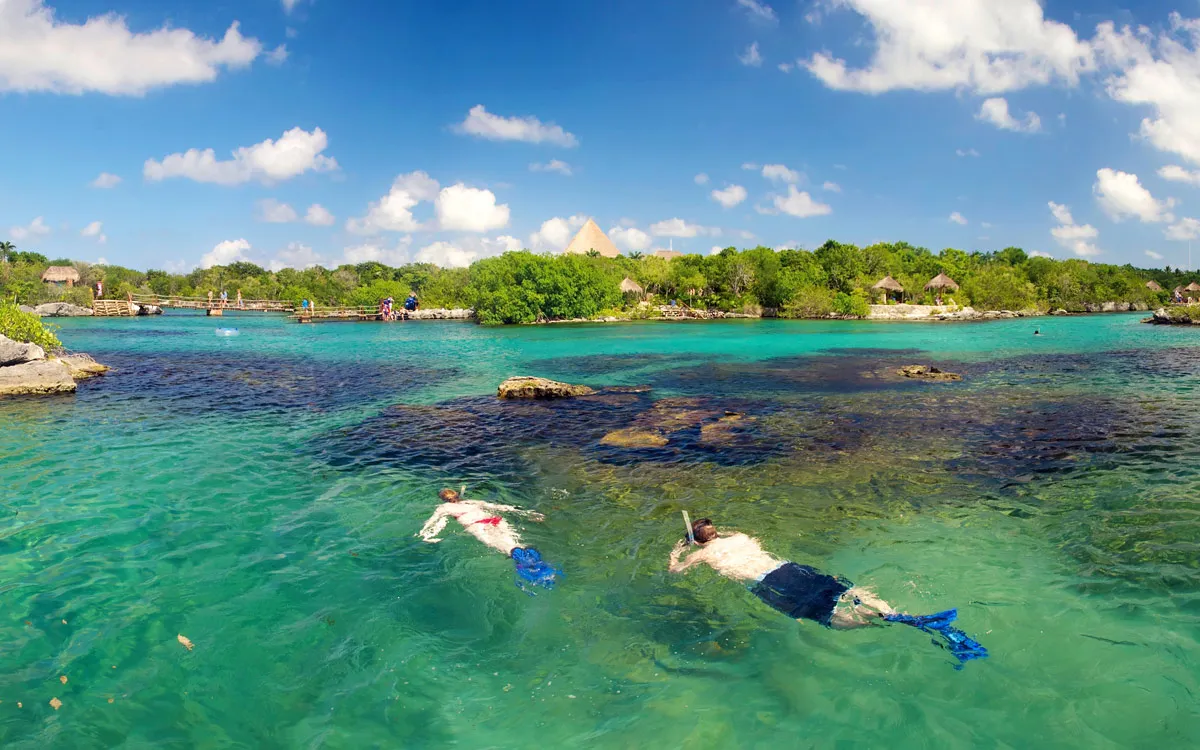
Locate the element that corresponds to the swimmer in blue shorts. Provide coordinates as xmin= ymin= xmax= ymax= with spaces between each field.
xmin=669 ymin=518 xmax=891 ymax=628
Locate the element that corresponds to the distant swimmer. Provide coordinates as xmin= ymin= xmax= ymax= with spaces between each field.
xmin=669 ymin=518 xmax=987 ymax=666
xmin=418 ymin=488 xmax=560 ymax=591
xmin=1034 ymin=329 xmax=1042 ymax=336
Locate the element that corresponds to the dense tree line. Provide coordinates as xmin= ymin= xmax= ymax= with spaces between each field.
xmin=1 ymin=238 xmax=1191 ymax=324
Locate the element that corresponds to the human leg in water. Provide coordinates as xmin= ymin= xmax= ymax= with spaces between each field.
xmin=885 ymin=609 xmax=989 ymax=668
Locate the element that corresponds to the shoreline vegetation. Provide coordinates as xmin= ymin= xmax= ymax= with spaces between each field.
xmin=0 ymin=302 xmax=109 ymax=396
xmin=2 ymin=240 xmax=1194 ymax=325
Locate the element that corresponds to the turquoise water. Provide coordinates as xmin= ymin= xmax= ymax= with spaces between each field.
xmin=2 ymin=313 xmax=1198 ymax=748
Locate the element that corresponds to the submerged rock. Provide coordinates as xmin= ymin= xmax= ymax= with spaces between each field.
xmin=0 ymin=334 xmax=46 ymax=367
xmin=135 ymin=304 xmax=164 ymax=316
xmin=0 ymin=359 xmax=77 ymax=396
xmin=599 ymin=428 xmax=670 ymax=448
xmin=33 ymin=302 xmax=93 ymax=317
xmin=497 ymin=376 xmax=595 ymax=399
xmin=56 ymin=353 xmax=111 ymax=379
xmin=897 ymin=365 xmax=963 ymax=382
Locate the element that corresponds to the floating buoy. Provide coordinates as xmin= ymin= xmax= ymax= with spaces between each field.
xmin=215 ymin=328 xmax=239 ymax=336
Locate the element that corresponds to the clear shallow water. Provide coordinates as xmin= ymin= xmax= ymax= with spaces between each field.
xmin=2 ymin=313 xmax=1199 ymax=748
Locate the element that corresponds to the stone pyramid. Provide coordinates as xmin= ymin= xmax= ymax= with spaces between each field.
xmin=563 ymin=218 xmax=621 ymax=258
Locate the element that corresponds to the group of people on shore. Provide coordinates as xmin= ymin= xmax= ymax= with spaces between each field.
xmin=418 ymin=489 xmax=988 ymax=667
xmin=377 ymin=294 xmax=419 ymax=321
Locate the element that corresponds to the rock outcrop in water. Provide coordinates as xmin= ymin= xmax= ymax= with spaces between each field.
xmin=498 ymin=376 xmax=596 ymax=399
xmin=1147 ymin=307 xmax=1200 ymax=325
xmin=897 ymin=365 xmax=963 ymax=381
xmin=33 ymin=302 xmax=94 ymax=317
xmin=0 ymin=334 xmax=110 ymax=396
xmin=600 ymin=398 xmax=752 ymax=448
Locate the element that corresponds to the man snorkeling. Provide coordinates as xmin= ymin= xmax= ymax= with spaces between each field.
xmin=418 ymin=489 xmax=561 ymax=591
xmin=669 ymin=518 xmax=987 ymax=665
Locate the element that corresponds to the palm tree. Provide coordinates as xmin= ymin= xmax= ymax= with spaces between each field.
xmin=628 ymin=251 xmax=644 ymax=260
xmin=586 ymin=249 xmax=601 ymax=258
xmin=0 ymin=241 xmax=14 ymax=262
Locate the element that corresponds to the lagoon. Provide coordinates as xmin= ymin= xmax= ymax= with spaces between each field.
xmin=2 ymin=312 xmax=1198 ymax=747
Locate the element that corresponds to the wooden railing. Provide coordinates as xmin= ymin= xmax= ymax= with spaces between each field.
xmin=129 ymin=294 xmax=294 ymax=312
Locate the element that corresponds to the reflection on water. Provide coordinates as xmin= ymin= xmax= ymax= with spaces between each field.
xmin=1 ymin=314 xmax=1198 ymax=747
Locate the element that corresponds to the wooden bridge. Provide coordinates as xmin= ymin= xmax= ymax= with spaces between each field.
xmin=130 ymin=294 xmax=295 ymax=314
xmin=92 ymin=299 xmax=137 ymax=317
xmin=293 ymin=306 xmax=399 ymax=323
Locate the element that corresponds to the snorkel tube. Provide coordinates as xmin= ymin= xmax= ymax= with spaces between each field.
xmin=682 ymin=510 xmax=696 ymax=545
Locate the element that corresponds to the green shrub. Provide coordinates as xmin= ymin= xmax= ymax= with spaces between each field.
xmin=0 ymin=301 xmax=62 ymax=350
xmin=832 ymin=290 xmax=870 ymax=318
xmin=781 ymin=286 xmax=835 ymax=318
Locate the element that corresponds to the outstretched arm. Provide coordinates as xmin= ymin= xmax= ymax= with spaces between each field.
xmin=476 ymin=501 xmax=545 ymax=522
xmin=418 ymin=507 xmax=450 ymax=543
xmin=668 ymin=541 xmax=705 ymax=574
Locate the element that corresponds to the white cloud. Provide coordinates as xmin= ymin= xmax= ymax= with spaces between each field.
xmin=741 ymin=162 xmax=759 ymax=171
xmin=1095 ymin=16 xmax=1200 ymax=166
xmin=711 ymin=245 xmax=725 ymax=254
xmin=145 ymin=127 xmax=337 ymax=185
xmin=804 ymin=0 xmax=1093 ymax=95
xmin=201 ymin=238 xmax=251 ymax=268
xmin=762 ymin=163 xmax=801 ymax=183
xmin=435 ymin=184 xmax=510 ymax=232
xmin=737 ymin=0 xmax=777 ymax=24
xmin=339 ymin=238 xmax=412 ymax=267
xmin=80 ymin=220 xmax=106 ymax=244
xmin=0 ymin=1 xmax=262 ymax=95
xmin=609 ymin=226 xmax=652 ymax=252
xmin=976 ymin=97 xmax=1041 ymax=133
xmin=91 ymin=172 xmax=121 ymax=188
xmin=758 ymin=185 xmax=832 ymax=218
xmin=455 ymin=104 xmax=578 ymax=147
xmin=694 ymin=173 xmax=710 ymax=185
xmin=9 ymin=216 xmax=50 ymax=240
xmin=416 ymin=241 xmax=476 ymax=269
xmin=949 ymin=211 xmax=968 ymax=225
xmin=778 ymin=62 xmax=794 ymax=73
xmin=530 ymin=215 xmax=587 ymax=250
xmin=1048 ymin=201 xmax=1101 ymax=256
xmin=268 ymin=242 xmax=321 ymax=271
xmin=257 ymin=198 xmax=298 ymax=223
xmin=1166 ymin=217 xmax=1200 ymax=241
xmin=1094 ymin=168 xmax=1175 ymax=223
xmin=1159 ymin=165 xmax=1200 ymax=185
xmin=530 ymin=159 xmax=573 ymax=176
xmin=1145 ymin=249 xmax=1164 ymax=260
xmin=282 ymin=0 xmax=302 ymax=14
xmin=304 ymin=204 xmax=335 ymax=226
xmin=265 ymin=45 xmax=288 ymax=66
xmin=649 ymin=218 xmax=718 ymax=237
xmin=822 ymin=181 xmax=841 ymax=193
xmin=346 ymin=171 xmax=439 ymax=234
xmin=1030 ymin=250 xmax=1054 ymax=258
xmin=956 ymin=148 xmax=980 ymax=157
xmin=711 ymin=184 xmax=748 ymax=208
xmin=739 ymin=42 xmax=763 ymax=67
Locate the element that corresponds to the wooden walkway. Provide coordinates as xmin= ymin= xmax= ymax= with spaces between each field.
xmin=130 ymin=294 xmax=295 ymax=313
xmin=293 ymin=306 xmax=392 ymax=323
xmin=92 ymin=299 xmax=136 ymax=317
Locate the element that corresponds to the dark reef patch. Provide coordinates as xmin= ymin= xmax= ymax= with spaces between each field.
xmin=80 ymin=352 xmax=455 ymax=416
xmin=524 ymin=353 xmax=696 ymax=379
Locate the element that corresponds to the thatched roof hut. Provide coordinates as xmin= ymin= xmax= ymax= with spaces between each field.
xmin=620 ymin=277 xmax=645 ymax=295
xmin=1186 ymin=282 xmax=1200 ymax=293
xmin=41 ymin=266 xmax=80 ymax=286
xmin=1145 ymin=280 xmax=1163 ymax=291
xmin=924 ymin=272 xmax=960 ymax=291
xmin=873 ymin=276 xmax=904 ymax=292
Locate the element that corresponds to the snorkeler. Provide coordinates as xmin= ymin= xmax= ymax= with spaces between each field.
xmin=418 ymin=489 xmax=561 ymax=591
xmin=669 ymin=518 xmax=987 ymax=665
xmin=1034 ymin=328 xmax=1042 ymax=336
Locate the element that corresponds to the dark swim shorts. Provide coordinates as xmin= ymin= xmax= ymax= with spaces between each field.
xmin=751 ymin=563 xmax=851 ymax=627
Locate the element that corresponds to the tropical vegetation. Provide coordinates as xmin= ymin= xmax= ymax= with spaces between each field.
xmin=1 ymin=238 xmax=1190 ymax=325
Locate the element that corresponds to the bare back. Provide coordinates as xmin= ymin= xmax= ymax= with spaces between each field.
xmin=675 ymin=533 xmax=782 ymax=582
xmin=437 ymin=501 xmax=522 ymax=554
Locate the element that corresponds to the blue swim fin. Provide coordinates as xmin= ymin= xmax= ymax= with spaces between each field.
xmin=511 ymin=547 xmax=562 ymax=593
xmin=885 ymin=609 xmax=989 ymax=668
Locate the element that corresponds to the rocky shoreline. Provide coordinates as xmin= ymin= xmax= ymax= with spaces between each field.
xmin=1144 ymin=307 xmax=1200 ymax=325
xmin=866 ymin=301 xmax=1150 ymax=322
xmin=0 ymin=334 xmax=110 ymax=396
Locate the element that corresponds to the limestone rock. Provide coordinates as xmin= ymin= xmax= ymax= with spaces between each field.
xmin=33 ymin=302 xmax=93 ymax=317
xmin=497 ymin=376 xmax=595 ymax=399
xmin=0 ymin=359 xmax=77 ymax=396
xmin=136 ymin=304 xmax=164 ymax=316
xmin=56 ymin=353 xmax=111 ymax=379
xmin=897 ymin=365 xmax=963 ymax=382
xmin=0 ymin=334 xmax=46 ymax=367
xmin=18 ymin=305 xmax=38 ymax=315
xmin=408 ymin=308 xmax=473 ymax=320
xmin=599 ymin=429 xmax=669 ymax=448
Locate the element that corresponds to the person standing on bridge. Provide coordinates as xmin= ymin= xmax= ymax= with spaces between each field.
xmin=207 ymin=290 xmax=214 ymax=308
xmin=220 ymin=290 xmax=229 ymax=308
xmin=236 ymin=289 xmax=244 ymax=309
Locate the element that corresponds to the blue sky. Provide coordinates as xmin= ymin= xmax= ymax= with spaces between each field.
xmin=3 ymin=0 xmax=1200 ymax=271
